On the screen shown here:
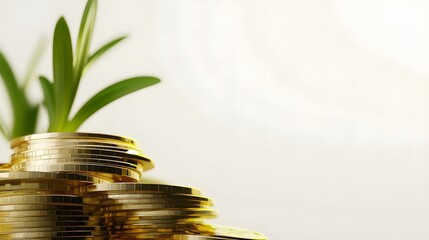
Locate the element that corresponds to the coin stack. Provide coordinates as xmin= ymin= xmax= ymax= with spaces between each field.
xmin=0 ymin=132 xmax=267 ymax=240
xmin=0 ymin=172 xmax=107 ymax=239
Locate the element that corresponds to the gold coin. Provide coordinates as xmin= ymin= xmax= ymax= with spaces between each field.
xmin=0 ymin=194 xmax=100 ymax=205
xmin=99 ymin=193 xmax=212 ymax=202
xmin=101 ymin=198 xmax=213 ymax=207
xmin=0 ymin=235 xmax=108 ymax=240
xmin=0 ymin=209 xmax=103 ymax=217
xmin=0 ymin=225 xmax=104 ymax=232
xmin=104 ymin=218 xmax=204 ymax=226
xmin=108 ymin=234 xmax=174 ymax=239
xmin=11 ymin=132 xmax=138 ymax=148
xmin=11 ymin=164 xmax=141 ymax=182
xmin=105 ymin=214 xmax=214 ymax=222
xmin=11 ymin=149 xmax=148 ymax=164
xmin=172 ymin=225 xmax=268 ymax=240
xmin=0 ymin=182 xmax=73 ymax=193
xmin=0 ymin=231 xmax=105 ymax=239
xmin=108 ymin=232 xmax=174 ymax=239
xmin=0 ymin=220 xmax=102 ymax=228
xmin=13 ymin=147 xmax=146 ymax=159
xmin=0 ymin=171 xmax=110 ymax=185
xmin=11 ymin=156 xmax=152 ymax=174
xmin=0 ymin=215 xmax=102 ymax=223
xmin=105 ymin=209 xmax=216 ymax=218
xmin=103 ymin=203 xmax=213 ymax=212
xmin=14 ymin=143 xmax=143 ymax=153
xmin=105 ymin=222 xmax=189 ymax=230
xmin=108 ymin=227 xmax=176 ymax=235
xmin=80 ymin=183 xmax=202 ymax=195
xmin=13 ymin=142 xmax=141 ymax=154
xmin=11 ymin=157 xmax=145 ymax=173
xmin=0 ymin=204 xmax=100 ymax=211
xmin=12 ymin=152 xmax=151 ymax=168
xmin=0 ymin=163 xmax=10 ymax=170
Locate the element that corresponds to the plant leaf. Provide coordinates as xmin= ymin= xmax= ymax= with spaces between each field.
xmin=39 ymin=76 xmax=55 ymax=131
xmin=66 ymin=76 xmax=160 ymax=131
xmin=74 ymin=0 xmax=97 ymax=82
xmin=85 ymin=36 xmax=127 ymax=71
xmin=0 ymin=50 xmax=37 ymax=138
xmin=22 ymin=105 xmax=39 ymax=138
xmin=0 ymin=114 xmax=10 ymax=140
xmin=52 ymin=17 xmax=74 ymax=131
xmin=0 ymin=50 xmax=21 ymax=112
xmin=23 ymin=37 xmax=47 ymax=89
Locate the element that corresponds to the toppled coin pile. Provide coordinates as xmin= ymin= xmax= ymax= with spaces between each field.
xmin=0 ymin=132 xmax=267 ymax=240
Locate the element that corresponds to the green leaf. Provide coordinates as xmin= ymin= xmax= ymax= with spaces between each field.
xmin=74 ymin=0 xmax=97 ymax=82
xmin=66 ymin=76 xmax=160 ymax=131
xmin=0 ymin=51 xmax=22 ymax=114
xmin=85 ymin=36 xmax=127 ymax=71
xmin=22 ymin=105 xmax=39 ymax=138
xmin=0 ymin=114 xmax=10 ymax=140
xmin=52 ymin=17 xmax=74 ymax=131
xmin=0 ymin=51 xmax=37 ymax=138
xmin=39 ymin=76 xmax=55 ymax=131
xmin=23 ymin=38 xmax=47 ymax=89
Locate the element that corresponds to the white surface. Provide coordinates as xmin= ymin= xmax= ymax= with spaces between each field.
xmin=1 ymin=0 xmax=429 ymax=239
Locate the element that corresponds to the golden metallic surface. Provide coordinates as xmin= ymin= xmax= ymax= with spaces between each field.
xmin=173 ymin=236 xmax=228 ymax=240
xmin=0 ymin=171 xmax=110 ymax=185
xmin=0 ymin=182 xmax=74 ymax=193
xmin=79 ymin=183 xmax=202 ymax=195
xmin=108 ymin=232 xmax=175 ymax=239
xmin=12 ymin=163 xmax=141 ymax=182
xmin=0 ymin=237 xmax=109 ymax=240
xmin=11 ymin=157 xmax=145 ymax=173
xmin=11 ymin=132 xmax=138 ymax=147
xmin=105 ymin=222 xmax=196 ymax=230
xmin=0 ymin=132 xmax=266 ymax=240
xmin=172 ymin=225 xmax=268 ymax=240
xmin=105 ymin=209 xmax=216 ymax=217
xmin=100 ymin=193 xmax=212 ymax=202
xmin=12 ymin=153 xmax=152 ymax=169
xmin=0 ymin=163 xmax=10 ymax=169
xmin=0 ymin=215 xmax=102 ymax=223
xmin=102 ymin=199 xmax=213 ymax=207
xmin=103 ymin=203 xmax=213 ymax=212
xmin=101 ymin=198 xmax=213 ymax=208
xmin=0 ymin=220 xmax=103 ymax=228
xmin=0 ymin=194 xmax=100 ymax=205
xmin=104 ymin=218 xmax=205 ymax=226
xmin=0 ymin=225 xmax=105 ymax=232
xmin=0 ymin=204 xmax=100 ymax=211
xmin=0 ymin=230 xmax=105 ymax=239
xmin=13 ymin=147 xmax=147 ymax=159
xmin=0 ymin=209 xmax=103 ymax=217
xmin=13 ymin=142 xmax=141 ymax=154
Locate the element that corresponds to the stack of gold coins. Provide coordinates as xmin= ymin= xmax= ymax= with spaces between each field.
xmin=0 ymin=132 xmax=267 ymax=240
xmin=0 ymin=172 xmax=108 ymax=239
xmin=9 ymin=132 xmax=154 ymax=182
xmin=78 ymin=183 xmax=217 ymax=239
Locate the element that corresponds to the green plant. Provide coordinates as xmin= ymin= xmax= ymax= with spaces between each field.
xmin=0 ymin=51 xmax=40 ymax=140
xmin=0 ymin=0 xmax=160 ymax=140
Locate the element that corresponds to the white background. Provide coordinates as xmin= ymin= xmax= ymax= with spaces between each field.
xmin=1 ymin=0 xmax=429 ymax=239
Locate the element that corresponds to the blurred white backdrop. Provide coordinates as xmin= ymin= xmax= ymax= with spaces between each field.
xmin=2 ymin=0 xmax=429 ymax=239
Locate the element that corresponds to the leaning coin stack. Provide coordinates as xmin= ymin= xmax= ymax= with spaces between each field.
xmin=10 ymin=132 xmax=154 ymax=182
xmin=0 ymin=132 xmax=267 ymax=240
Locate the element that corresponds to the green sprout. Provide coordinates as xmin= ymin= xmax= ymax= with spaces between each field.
xmin=0 ymin=0 xmax=160 ymax=140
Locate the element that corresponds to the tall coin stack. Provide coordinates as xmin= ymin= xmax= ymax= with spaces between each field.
xmin=0 ymin=132 xmax=267 ymax=240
